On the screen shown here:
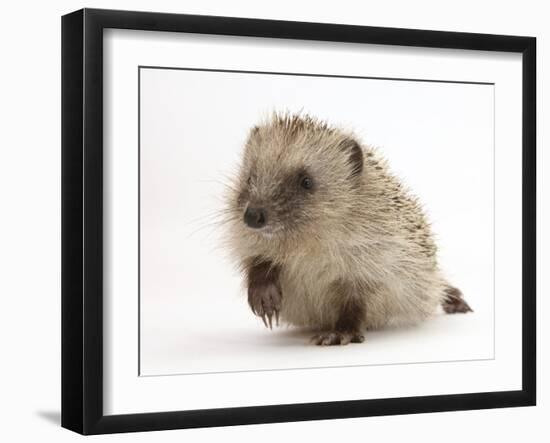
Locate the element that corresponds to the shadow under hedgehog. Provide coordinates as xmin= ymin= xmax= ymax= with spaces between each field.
xmin=225 ymin=112 xmax=472 ymax=346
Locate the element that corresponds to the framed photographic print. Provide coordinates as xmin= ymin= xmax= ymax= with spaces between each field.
xmin=61 ymin=8 xmax=536 ymax=435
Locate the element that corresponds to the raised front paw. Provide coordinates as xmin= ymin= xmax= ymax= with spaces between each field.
xmin=248 ymin=282 xmax=282 ymax=329
xmin=310 ymin=331 xmax=365 ymax=346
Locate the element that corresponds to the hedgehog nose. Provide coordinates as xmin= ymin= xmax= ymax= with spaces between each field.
xmin=244 ymin=207 xmax=267 ymax=229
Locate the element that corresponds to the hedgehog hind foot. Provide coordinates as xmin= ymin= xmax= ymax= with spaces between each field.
xmin=310 ymin=331 xmax=365 ymax=346
xmin=442 ymin=286 xmax=473 ymax=314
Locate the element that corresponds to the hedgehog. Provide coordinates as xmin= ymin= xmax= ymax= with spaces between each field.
xmin=225 ymin=112 xmax=472 ymax=345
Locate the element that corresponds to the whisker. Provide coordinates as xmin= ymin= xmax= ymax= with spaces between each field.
xmin=183 ymin=214 xmax=240 ymax=240
xmin=183 ymin=207 xmax=237 ymax=226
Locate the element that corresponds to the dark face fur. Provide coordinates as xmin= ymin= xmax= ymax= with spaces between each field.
xmin=233 ymin=116 xmax=364 ymax=239
xmin=238 ymin=166 xmax=316 ymax=234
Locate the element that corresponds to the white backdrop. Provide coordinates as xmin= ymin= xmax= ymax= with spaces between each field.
xmin=0 ymin=1 xmax=546 ymax=442
xmin=139 ymin=67 xmax=495 ymax=376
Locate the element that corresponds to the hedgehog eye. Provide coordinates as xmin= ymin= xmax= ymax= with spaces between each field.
xmin=300 ymin=175 xmax=313 ymax=190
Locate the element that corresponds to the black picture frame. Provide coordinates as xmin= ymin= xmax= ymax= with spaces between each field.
xmin=61 ymin=8 xmax=536 ymax=435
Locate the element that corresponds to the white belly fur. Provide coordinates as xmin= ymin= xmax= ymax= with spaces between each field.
xmin=277 ymin=249 xmax=446 ymax=331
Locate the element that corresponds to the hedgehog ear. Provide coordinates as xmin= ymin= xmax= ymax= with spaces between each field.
xmin=339 ymin=138 xmax=363 ymax=178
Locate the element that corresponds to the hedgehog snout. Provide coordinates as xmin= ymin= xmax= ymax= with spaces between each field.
xmin=244 ymin=206 xmax=267 ymax=229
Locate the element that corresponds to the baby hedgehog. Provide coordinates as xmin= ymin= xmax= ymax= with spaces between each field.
xmin=226 ymin=113 xmax=472 ymax=346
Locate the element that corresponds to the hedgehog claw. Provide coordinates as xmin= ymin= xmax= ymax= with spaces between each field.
xmin=248 ymin=280 xmax=282 ymax=330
